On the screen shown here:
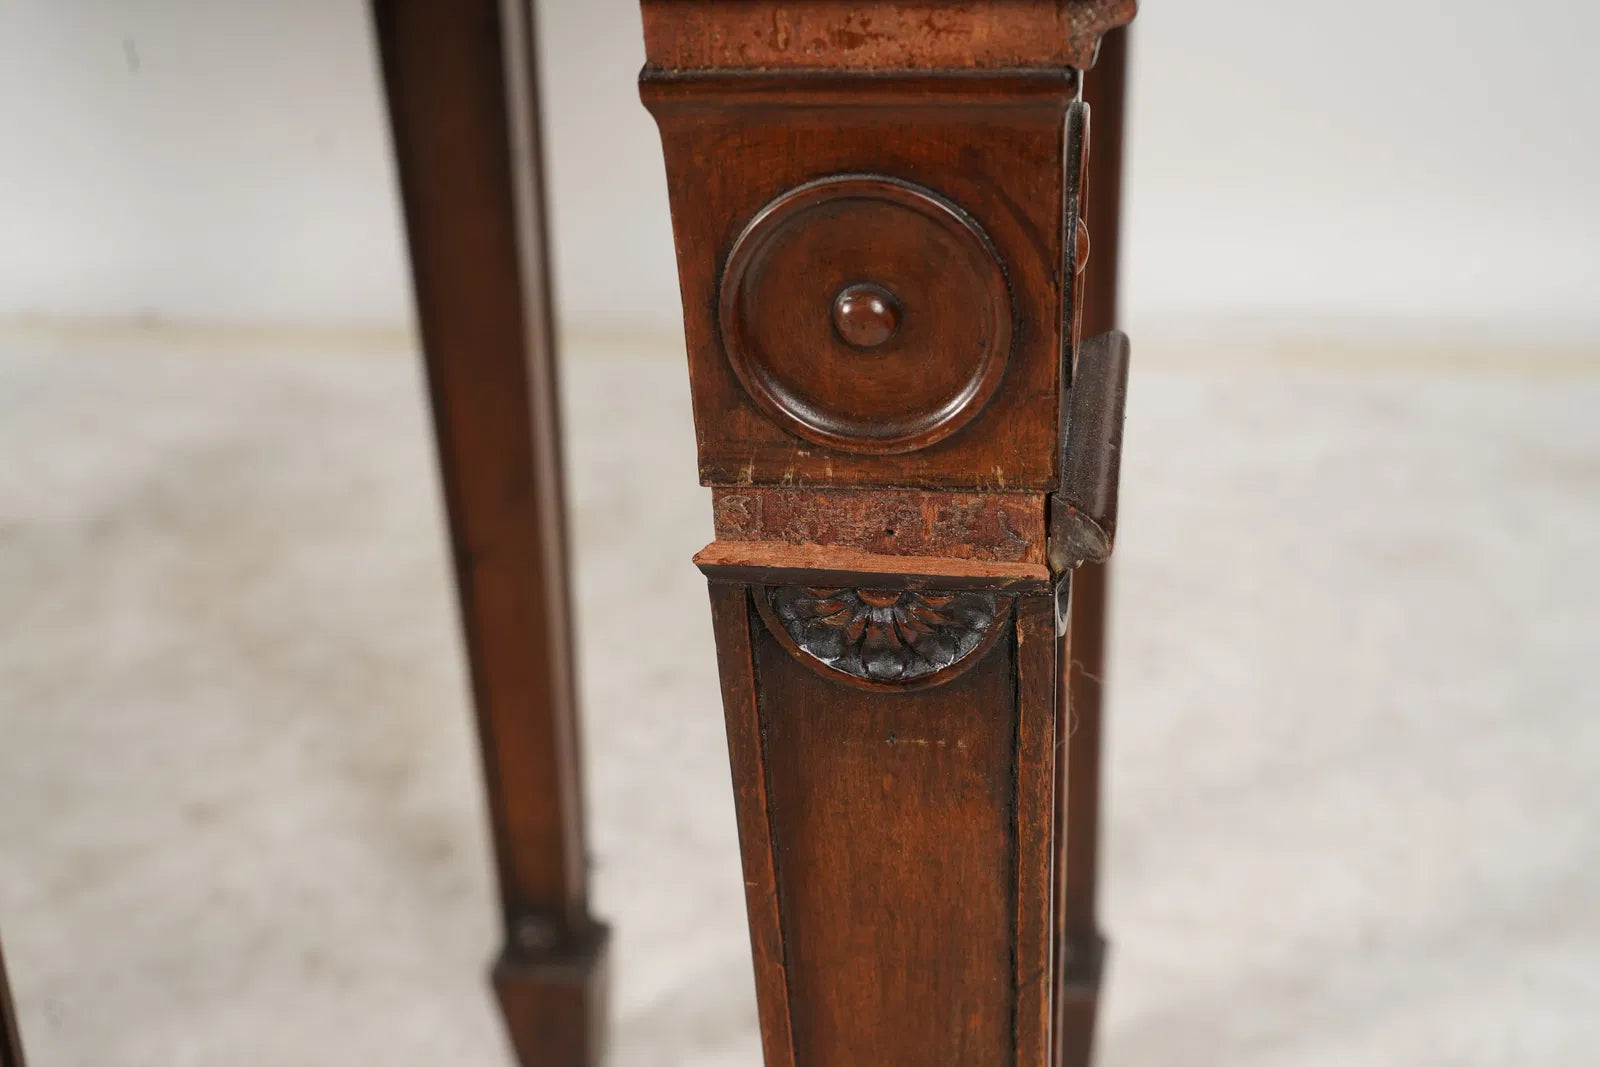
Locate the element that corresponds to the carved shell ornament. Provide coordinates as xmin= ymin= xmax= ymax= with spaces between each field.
xmin=764 ymin=587 xmax=1003 ymax=685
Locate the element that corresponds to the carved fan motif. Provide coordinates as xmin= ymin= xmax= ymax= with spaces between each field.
xmin=767 ymin=586 xmax=1001 ymax=684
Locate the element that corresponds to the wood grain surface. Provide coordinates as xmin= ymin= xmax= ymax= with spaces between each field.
xmin=641 ymin=5 xmax=1135 ymax=1066
xmin=643 ymin=70 xmax=1079 ymax=491
xmin=695 ymin=539 xmax=1052 ymax=591
xmin=642 ymin=0 xmax=1136 ymax=72
xmin=374 ymin=0 xmax=607 ymax=1062
xmin=757 ymin=603 xmax=1021 ymax=1066
xmin=713 ymin=488 xmax=1048 ymax=564
xmin=1058 ymin=26 xmax=1130 ymax=1067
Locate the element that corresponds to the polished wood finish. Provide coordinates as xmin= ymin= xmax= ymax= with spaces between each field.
xmin=643 ymin=69 xmax=1080 ymax=490
xmin=1058 ymin=25 xmax=1130 ymax=1067
xmin=708 ymin=585 xmax=799 ymax=1067
xmin=643 ymin=3 xmax=1135 ymax=1064
xmin=755 ymin=596 xmax=1027 ymax=1064
xmin=718 ymin=173 xmax=1015 ymax=455
xmin=704 ymin=572 xmax=1065 ymax=1067
xmin=371 ymin=1 xmax=607 ymax=1063
xmin=0 ymin=937 xmax=23 ymax=1067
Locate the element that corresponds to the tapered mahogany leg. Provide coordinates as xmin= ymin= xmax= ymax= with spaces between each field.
xmin=1058 ymin=28 xmax=1130 ymax=1067
xmin=372 ymin=2 xmax=607 ymax=1064
xmin=640 ymin=4 xmax=1137 ymax=1065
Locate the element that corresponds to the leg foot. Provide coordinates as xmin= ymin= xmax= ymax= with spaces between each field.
xmin=493 ymin=923 xmax=611 ymax=1067
xmin=1055 ymin=935 xmax=1107 ymax=1067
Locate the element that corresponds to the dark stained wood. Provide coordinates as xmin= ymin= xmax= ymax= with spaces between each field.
xmin=1015 ymin=594 xmax=1063 ymax=1067
xmin=643 ymin=5 xmax=1137 ymax=1066
xmin=0 ymin=936 xmax=24 ymax=1067
xmin=831 ymin=283 xmax=901 ymax=348
xmin=694 ymin=539 xmax=1052 ymax=591
xmin=1058 ymin=24 xmax=1130 ymax=1067
xmin=720 ymin=173 xmax=1014 ymax=455
xmin=642 ymin=70 xmax=1080 ymax=491
xmin=755 ymin=599 xmax=1025 ymax=1067
xmin=1054 ymin=941 xmax=1106 ymax=1067
xmin=704 ymin=586 xmax=1061 ymax=1066
xmin=641 ymin=0 xmax=1136 ymax=72
xmin=713 ymin=488 xmax=1048 ymax=564
xmin=1050 ymin=330 xmax=1131 ymax=572
xmin=708 ymin=585 xmax=799 ymax=1067
xmin=371 ymin=0 xmax=606 ymax=1063
xmin=493 ymin=931 xmax=610 ymax=1067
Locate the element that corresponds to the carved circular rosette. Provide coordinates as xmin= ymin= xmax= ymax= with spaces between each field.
xmin=718 ymin=175 xmax=1013 ymax=455
xmin=757 ymin=586 xmax=1007 ymax=690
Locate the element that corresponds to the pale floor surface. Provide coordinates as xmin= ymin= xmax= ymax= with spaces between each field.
xmin=1 ymin=328 xmax=1597 ymax=1065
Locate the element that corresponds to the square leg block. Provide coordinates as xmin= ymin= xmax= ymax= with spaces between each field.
xmin=493 ymin=924 xmax=611 ymax=1067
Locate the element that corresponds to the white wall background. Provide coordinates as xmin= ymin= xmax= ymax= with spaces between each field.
xmin=0 ymin=1 xmax=1597 ymax=338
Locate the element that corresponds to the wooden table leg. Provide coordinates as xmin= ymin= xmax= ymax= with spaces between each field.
xmin=639 ymin=4 xmax=1137 ymax=1064
xmin=372 ymin=3 xmax=607 ymax=1064
xmin=1058 ymin=27 xmax=1130 ymax=1067
xmin=0 ymin=936 xmax=24 ymax=1067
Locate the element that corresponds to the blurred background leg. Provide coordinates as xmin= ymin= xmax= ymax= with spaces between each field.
xmin=1057 ymin=24 xmax=1128 ymax=1067
xmin=371 ymin=2 xmax=607 ymax=1064
xmin=0 ymin=936 xmax=23 ymax=1067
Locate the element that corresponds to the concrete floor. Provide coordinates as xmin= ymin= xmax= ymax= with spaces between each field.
xmin=1 ymin=326 xmax=1597 ymax=1065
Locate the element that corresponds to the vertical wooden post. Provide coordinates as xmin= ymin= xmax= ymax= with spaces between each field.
xmin=1058 ymin=28 xmax=1130 ymax=1067
xmin=372 ymin=2 xmax=607 ymax=1064
xmin=640 ymin=4 xmax=1136 ymax=1064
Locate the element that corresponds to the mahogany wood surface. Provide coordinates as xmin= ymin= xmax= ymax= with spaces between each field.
xmin=694 ymin=539 xmax=1052 ymax=591
xmin=708 ymin=586 xmax=800 ymax=1067
xmin=643 ymin=70 xmax=1079 ymax=490
xmin=755 ymin=603 xmax=1022 ymax=1065
xmin=1058 ymin=26 xmax=1129 ymax=1067
xmin=640 ymin=0 xmax=1135 ymax=72
xmin=372 ymin=1 xmax=607 ymax=1063
xmin=704 ymin=572 xmax=1066 ymax=1067
xmin=644 ymin=4 xmax=1136 ymax=1065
